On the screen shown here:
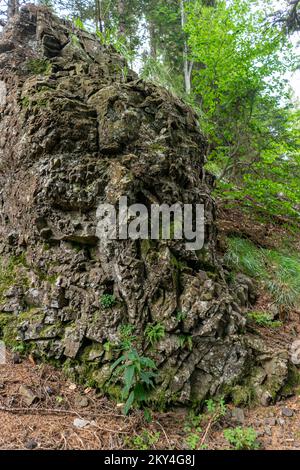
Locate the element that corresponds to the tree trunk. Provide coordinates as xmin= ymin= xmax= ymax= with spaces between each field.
xmin=7 ymin=0 xmax=19 ymax=20
xmin=95 ymin=0 xmax=104 ymax=33
xmin=180 ymin=0 xmax=193 ymax=94
xmin=149 ymin=20 xmax=157 ymax=60
xmin=118 ymin=0 xmax=126 ymax=37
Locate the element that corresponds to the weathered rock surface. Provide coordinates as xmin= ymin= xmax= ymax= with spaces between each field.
xmin=0 ymin=5 xmax=295 ymax=406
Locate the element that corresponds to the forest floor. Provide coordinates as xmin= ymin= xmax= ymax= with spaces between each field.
xmin=1 ymin=290 xmax=300 ymax=451
xmin=0 ymin=343 xmax=300 ymax=451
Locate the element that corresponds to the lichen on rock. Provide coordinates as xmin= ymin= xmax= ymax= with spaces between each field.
xmin=0 ymin=5 xmax=295 ymax=408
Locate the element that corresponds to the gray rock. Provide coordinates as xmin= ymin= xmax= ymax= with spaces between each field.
xmin=74 ymin=395 xmax=89 ymax=408
xmin=264 ymin=426 xmax=272 ymax=436
xmin=231 ymin=408 xmax=245 ymax=424
xmin=19 ymin=385 xmax=38 ymax=406
xmin=264 ymin=417 xmax=276 ymax=426
xmin=0 ymin=4 xmax=290 ymax=408
xmin=24 ymin=439 xmax=38 ymax=450
xmin=73 ymin=418 xmax=90 ymax=429
xmin=282 ymin=407 xmax=294 ymax=417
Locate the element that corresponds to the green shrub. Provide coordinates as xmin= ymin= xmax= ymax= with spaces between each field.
xmin=225 ymin=237 xmax=300 ymax=309
xmin=247 ymin=311 xmax=282 ymax=328
xmin=125 ymin=429 xmax=160 ymax=450
xmin=223 ymin=426 xmax=259 ymax=450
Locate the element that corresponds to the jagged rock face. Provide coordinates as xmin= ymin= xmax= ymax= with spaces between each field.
xmin=0 ymin=6 xmax=291 ymax=405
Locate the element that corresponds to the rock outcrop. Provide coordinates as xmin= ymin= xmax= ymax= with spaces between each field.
xmin=0 ymin=5 xmax=293 ymax=406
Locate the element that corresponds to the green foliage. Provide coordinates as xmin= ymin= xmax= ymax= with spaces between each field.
xmin=145 ymin=323 xmax=165 ymax=346
xmin=103 ymin=340 xmax=115 ymax=352
xmin=185 ymin=0 xmax=300 ymax=220
xmin=100 ymin=294 xmax=116 ymax=309
xmin=179 ymin=334 xmax=193 ymax=351
xmin=96 ymin=28 xmax=135 ymax=64
xmin=176 ymin=310 xmax=187 ymax=322
xmin=186 ymin=432 xmax=201 ymax=450
xmin=119 ymin=324 xmax=137 ymax=350
xmin=73 ymin=17 xmax=85 ymax=30
xmin=111 ymin=348 xmax=157 ymax=415
xmin=225 ymin=237 xmax=300 ymax=309
xmin=184 ymin=411 xmax=202 ymax=450
xmin=247 ymin=311 xmax=282 ymax=328
xmin=25 ymin=58 xmax=51 ymax=75
xmin=205 ymin=397 xmax=227 ymax=418
xmin=125 ymin=429 xmax=160 ymax=450
xmin=223 ymin=426 xmax=259 ymax=450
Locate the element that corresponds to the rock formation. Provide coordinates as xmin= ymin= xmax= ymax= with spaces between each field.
xmin=0 ymin=5 xmax=293 ymax=407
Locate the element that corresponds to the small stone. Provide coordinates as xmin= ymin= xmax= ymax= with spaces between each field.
xmin=19 ymin=385 xmax=38 ymax=406
xmin=69 ymin=383 xmax=77 ymax=391
xmin=231 ymin=408 xmax=245 ymax=424
xmin=264 ymin=417 xmax=276 ymax=426
xmin=260 ymin=391 xmax=272 ymax=407
xmin=73 ymin=418 xmax=90 ymax=429
xmin=277 ymin=417 xmax=285 ymax=426
xmin=45 ymin=386 xmax=54 ymax=396
xmin=282 ymin=408 xmax=294 ymax=417
xmin=264 ymin=426 xmax=272 ymax=436
xmin=12 ymin=352 xmax=21 ymax=364
xmin=24 ymin=439 xmax=38 ymax=450
xmin=74 ymin=395 xmax=89 ymax=408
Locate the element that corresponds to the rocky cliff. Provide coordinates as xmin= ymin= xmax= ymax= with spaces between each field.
xmin=0 ymin=5 xmax=293 ymax=407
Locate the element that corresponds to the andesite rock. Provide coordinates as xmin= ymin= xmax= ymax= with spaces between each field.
xmin=0 ymin=5 xmax=295 ymax=407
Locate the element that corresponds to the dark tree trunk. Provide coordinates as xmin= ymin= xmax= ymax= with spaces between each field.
xmin=7 ymin=0 xmax=20 ymax=20
xmin=118 ymin=0 xmax=126 ymax=36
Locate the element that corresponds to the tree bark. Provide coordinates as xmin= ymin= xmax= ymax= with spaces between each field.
xmin=118 ymin=0 xmax=126 ymax=37
xmin=148 ymin=20 xmax=157 ymax=60
xmin=7 ymin=0 xmax=19 ymax=20
xmin=180 ymin=0 xmax=193 ymax=94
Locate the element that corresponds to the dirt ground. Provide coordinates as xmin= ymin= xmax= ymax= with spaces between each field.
xmin=0 ymin=341 xmax=300 ymax=451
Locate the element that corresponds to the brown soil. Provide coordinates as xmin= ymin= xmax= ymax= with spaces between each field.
xmin=0 ymin=339 xmax=299 ymax=451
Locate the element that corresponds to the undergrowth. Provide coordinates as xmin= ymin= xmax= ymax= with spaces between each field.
xmin=225 ymin=237 xmax=300 ymax=309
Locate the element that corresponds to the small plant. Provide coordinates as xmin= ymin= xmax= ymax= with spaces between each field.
xmin=100 ymin=294 xmax=116 ymax=309
xmin=125 ymin=429 xmax=160 ymax=450
xmin=26 ymin=58 xmax=51 ymax=75
xmin=186 ymin=432 xmax=201 ymax=450
xmin=176 ymin=310 xmax=187 ymax=322
xmin=223 ymin=426 xmax=259 ymax=450
xmin=184 ymin=411 xmax=202 ymax=450
xmin=145 ymin=323 xmax=165 ymax=346
xmin=247 ymin=311 xmax=282 ymax=328
xmin=205 ymin=397 xmax=227 ymax=418
xmin=103 ymin=340 xmax=115 ymax=352
xmin=179 ymin=334 xmax=193 ymax=351
xmin=12 ymin=343 xmax=27 ymax=354
xmin=111 ymin=348 xmax=157 ymax=415
xmin=119 ymin=324 xmax=137 ymax=350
